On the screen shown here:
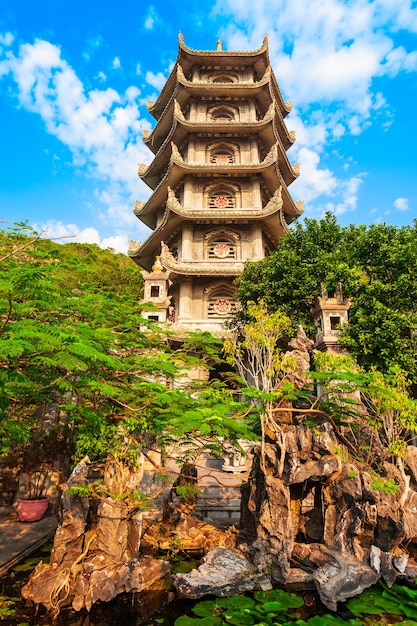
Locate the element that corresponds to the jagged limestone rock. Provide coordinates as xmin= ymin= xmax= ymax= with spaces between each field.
xmin=173 ymin=547 xmax=271 ymax=599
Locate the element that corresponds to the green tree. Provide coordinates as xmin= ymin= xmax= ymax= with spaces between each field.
xmin=236 ymin=214 xmax=417 ymax=379
xmin=0 ymin=225 xmax=255 ymax=495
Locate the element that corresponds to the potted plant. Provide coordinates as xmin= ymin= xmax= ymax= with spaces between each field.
xmin=14 ymin=419 xmax=71 ymax=522
xmin=16 ymin=461 xmax=50 ymax=522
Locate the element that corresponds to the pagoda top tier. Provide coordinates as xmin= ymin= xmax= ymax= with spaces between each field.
xmin=147 ymin=35 xmax=291 ymax=121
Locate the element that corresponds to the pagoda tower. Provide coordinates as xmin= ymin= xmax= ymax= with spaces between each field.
xmin=129 ymin=35 xmax=303 ymax=332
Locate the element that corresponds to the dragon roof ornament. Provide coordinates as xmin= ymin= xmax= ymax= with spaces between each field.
xmin=133 ymin=200 xmax=145 ymax=215
xmin=174 ymin=100 xmax=186 ymax=122
xmin=138 ymin=163 xmax=149 ymax=176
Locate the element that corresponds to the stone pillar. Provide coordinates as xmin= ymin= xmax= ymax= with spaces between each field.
xmin=249 ymin=99 xmax=256 ymax=122
xmin=250 ymin=138 xmax=258 ymax=164
xmin=183 ymin=178 xmax=194 ymax=207
xmin=251 ymin=177 xmax=262 ymax=208
xmin=251 ymin=224 xmax=264 ymax=259
xmin=188 ymin=138 xmax=196 ymax=164
xmin=181 ymin=225 xmax=194 ymax=261
xmin=178 ymin=280 xmax=193 ymax=320
xmin=189 ymin=100 xmax=197 ymax=122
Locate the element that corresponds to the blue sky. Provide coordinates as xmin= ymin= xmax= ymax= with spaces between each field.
xmin=0 ymin=0 xmax=416 ymax=252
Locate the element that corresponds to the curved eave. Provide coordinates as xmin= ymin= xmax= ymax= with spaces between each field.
xmin=270 ymin=72 xmax=292 ymax=118
xmin=129 ymin=206 xmax=182 ymax=271
xmin=170 ymin=150 xmax=298 ymax=187
xmin=146 ymin=80 xmax=294 ymax=154
xmin=136 ymin=155 xmax=301 ymax=229
xmin=140 ymin=149 xmax=291 ymax=192
xmin=167 ymin=198 xmax=290 ymax=241
xmin=135 ymin=160 xmax=185 ymax=228
xmin=161 ymin=254 xmax=244 ymax=278
xmin=259 ymin=162 xmax=302 ymax=218
xmin=148 ymin=103 xmax=278 ymax=156
xmin=178 ymin=34 xmax=270 ymax=81
xmin=147 ymin=64 xmax=180 ymax=121
xmin=144 ymin=97 xmax=177 ymax=154
xmin=178 ymin=71 xmax=270 ymax=99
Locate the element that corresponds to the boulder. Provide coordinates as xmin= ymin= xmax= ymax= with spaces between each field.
xmin=173 ymin=547 xmax=271 ymax=599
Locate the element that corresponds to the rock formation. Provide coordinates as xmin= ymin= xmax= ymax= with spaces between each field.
xmin=235 ymin=327 xmax=417 ymax=610
xmin=21 ymin=457 xmax=170 ymax=615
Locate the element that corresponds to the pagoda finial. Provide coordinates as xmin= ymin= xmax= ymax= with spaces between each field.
xmin=217 ymin=39 xmax=222 ymax=51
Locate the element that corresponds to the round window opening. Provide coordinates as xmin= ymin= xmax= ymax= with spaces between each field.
xmin=214 ymin=299 xmax=231 ymax=314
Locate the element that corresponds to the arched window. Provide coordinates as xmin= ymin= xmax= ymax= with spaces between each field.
xmin=204 ymin=229 xmax=240 ymax=260
xmin=208 ymin=74 xmax=238 ymax=84
xmin=207 ymin=141 xmax=239 ymax=166
xmin=209 ymin=189 xmax=235 ymax=209
xmin=208 ymin=238 xmax=236 ymax=260
xmin=210 ymin=149 xmax=235 ymax=165
xmin=209 ymin=106 xmax=237 ymax=123
xmin=205 ymin=284 xmax=237 ymax=318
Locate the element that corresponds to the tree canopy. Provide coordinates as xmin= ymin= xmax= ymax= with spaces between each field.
xmin=0 ymin=225 xmax=254 ymax=474
xmin=235 ymin=213 xmax=417 ymax=379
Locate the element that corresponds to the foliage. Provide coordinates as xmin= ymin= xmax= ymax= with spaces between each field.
xmin=235 ymin=213 xmax=417 ymax=379
xmin=224 ymin=300 xmax=295 ymax=395
xmin=311 ymin=353 xmax=417 ymax=470
xmin=0 ymin=596 xmax=18 ymax=620
xmin=174 ymin=589 xmax=305 ymax=626
xmin=0 ymin=224 xmax=256 ymax=489
xmin=347 ymin=582 xmax=417 ymax=619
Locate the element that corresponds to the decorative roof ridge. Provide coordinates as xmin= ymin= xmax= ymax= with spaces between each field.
xmin=160 ymin=241 xmax=244 ymax=275
xmin=178 ymin=33 xmax=269 ymax=57
xmin=177 ymin=113 xmax=272 ymax=130
xmin=279 ymin=206 xmax=290 ymax=235
xmin=128 ymin=239 xmax=143 ymax=256
xmin=166 ymin=185 xmax=286 ymax=219
xmin=269 ymin=71 xmax=292 ymax=114
xmin=146 ymin=80 xmax=179 ymax=127
xmin=141 ymin=116 xmax=179 ymax=173
xmin=139 ymin=137 xmax=183 ymax=184
xmin=138 ymin=162 xmax=149 ymax=177
xmin=143 ymin=98 xmax=185 ymax=152
xmin=264 ymin=186 xmax=283 ymax=211
xmin=177 ymin=63 xmax=271 ymax=87
xmin=295 ymin=200 xmax=304 ymax=214
xmin=128 ymin=205 xmax=173 ymax=259
xmin=133 ymin=200 xmax=145 ymax=215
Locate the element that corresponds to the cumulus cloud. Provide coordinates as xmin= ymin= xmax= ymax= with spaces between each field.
xmin=0 ymin=32 xmax=13 ymax=47
xmin=144 ymin=6 xmax=159 ymax=30
xmin=0 ymin=36 xmax=152 ymax=243
xmin=394 ymin=197 xmax=410 ymax=211
xmin=112 ymin=56 xmax=121 ymax=69
xmin=145 ymin=70 xmax=167 ymax=90
xmin=213 ymin=0 xmax=417 ymax=218
xmin=37 ymin=219 xmax=129 ymax=253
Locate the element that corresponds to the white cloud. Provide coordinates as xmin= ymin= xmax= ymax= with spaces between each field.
xmin=145 ymin=70 xmax=166 ymax=90
xmin=393 ymin=197 xmax=410 ymax=211
xmin=211 ymin=0 xmax=417 ymax=218
xmin=0 ymin=37 xmax=152 ymax=238
xmin=0 ymin=32 xmax=13 ymax=47
xmin=97 ymin=71 xmax=106 ymax=82
xmin=82 ymin=35 xmax=103 ymax=62
xmin=37 ymin=220 xmax=129 ymax=253
xmin=144 ymin=6 xmax=159 ymax=30
xmin=112 ymin=56 xmax=121 ymax=70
